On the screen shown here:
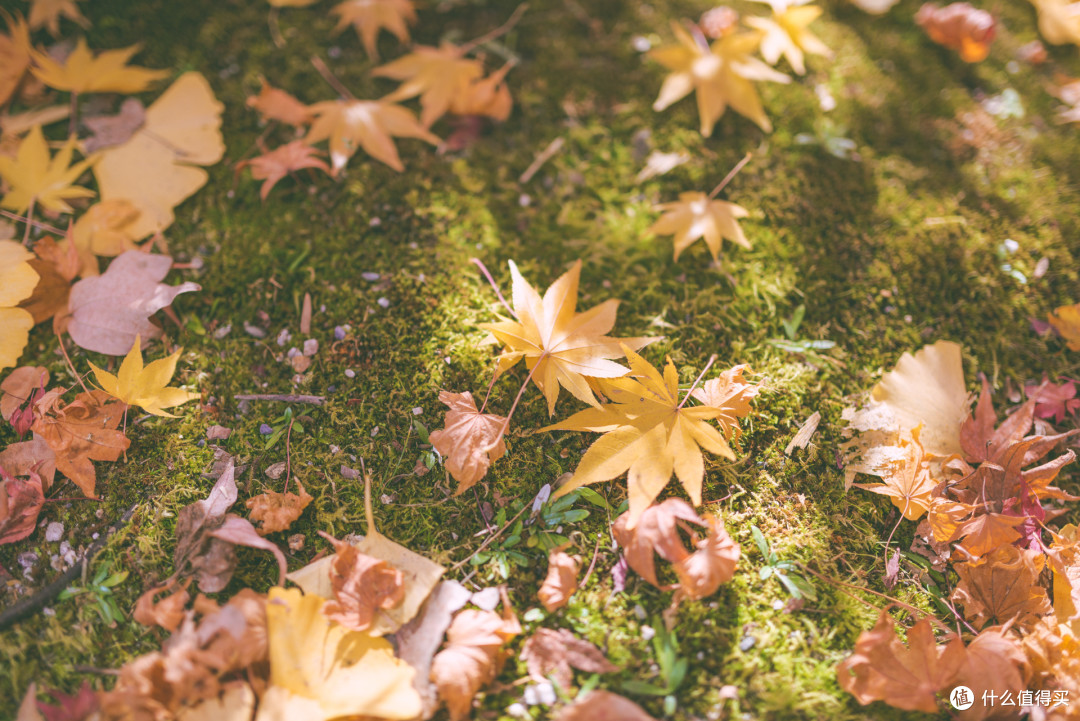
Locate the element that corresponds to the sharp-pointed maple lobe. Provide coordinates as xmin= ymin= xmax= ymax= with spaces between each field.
xmin=0 ymin=125 xmax=96 ymax=214
xmin=239 ymin=141 xmax=331 ymax=200
xmin=246 ymin=78 xmax=312 ymax=126
xmin=306 ymin=98 xmax=439 ymax=174
xmin=331 ymin=0 xmax=417 ymax=58
xmin=747 ymin=0 xmax=833 ymax=75
xmin=650 ymin=190 xmax=751 ymax=262
xmin=428 ymin=390 xmax=507 ymax=493
xmin=89 ymin=334 xmax=197 ymax=417
xmin=30 ymin=39 xmax=167 ymax=94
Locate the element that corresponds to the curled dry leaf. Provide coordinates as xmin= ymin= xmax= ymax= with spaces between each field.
xmin=553 ymin=690 xmax=659 ymax=721
xmin=331 ymin=0 xmax=417 ymax=58
xmin=319 ymin=530 xmax=405 ymax=633
xmin=1 ymin=365 xmax=48 ymax=421
xmin=245 ymin=480 xmax=313 ymax=535
xmin=133 ymin=581 xmax=192 ymax=632
xmin=31 ymin=389 xmax=128 ymax=497
xmin=448 ymin=62 xmax=514 ymax=121
xmin=0 ymin=437 xmax=56 ymax=489
xmin=671 ymin=514 xmax=740 ymax=601
xmin=537 ymin=548 xmax=580 ymax=612
xmin=915 ymin=2 xmax=995 ymax=62
xmin=68 ymin=250 xmax=201 ymax=356
xmin=305 ymin=98 xmax=439 ymax=174
xmin=852 ymin=428 xmax=936 ymax=521
xmin=36 ymin=680 xmax=100 ymax=721
xmin=520 ymin=627 xmax=617 ymax=688
xmin=428 ymin=390 xmax=507 ymax=495
xmin=951 ymin=627 xmax=1030 ymax=721
xmin=246 ymin=78 xmax=312 ymax=126
xmin=239 ymin=140 xmax=331 ymax=200
xmin=430 ymin=603 xmax=521 ymax=721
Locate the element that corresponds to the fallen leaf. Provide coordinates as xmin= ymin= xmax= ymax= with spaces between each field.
xmin=395 ymin=580 xmax=472 ymax=719
xmin=479 ymin=260 xmax=657 ymax=414
xmin=0 ymin=437 xmax=56 ymax=489
xmin=89 ymin=334 xmax=197 ymax=416
xmin=0 ymin=241 xmax=38 ymax=370
xmin=67 ymin=250 xmax=201 ymax=356
xmin=537 ymin=548 xmax=580 ymax=612
xmin=952 ymin=626 xmax=1030 ymax=721
xmin=331 ymin=0 xmax=417 ymax=58
xmin=246 ymin=78 xmax=312 ymax=126
xmin=915 ymin=2 xmax=996 ymax=62
xmin=1025 ymin=377 xmax=1080 ymax=424
xmin=670 ymin=514 xmax=740 ymax=601
xmin=94 ymin=72 xmax=225 ymax=239
xmin=31 ymin=389 xmax=128 ymax=497
xmin=1029 ymin=0 xmax=1080 ymax=47
xmin=0 ymin=365 xmax=48 ymax=421
xmin=37 ymin=681 xmax=100 ymax=721
xmin=746 ymin=0 xmax=833 ymax=74
xmin=951 ymin=545 xmax=1051 ymax=629
xmin=238 ymin=140 xmax=331 ymax=200
xmin=30 ymin=39 xmax=166 ymax=94
xmin=374 ymin=44 xmax=484 ymax=127
xmin=27 ymin=0 xmax=88 ymax=36
xmin=428 ymin=390 xmax=507 ymax=494
xmin=0 ymin=125 xmax=96 ymax=213
xmin=553 ymin=690 xmax=659 ymax=721
xmin=63 ymin=199 xmax=143 ymax=276
xmin=305 ymin=97 xmax=439 ymax=174
xmin=520 ymin=628 xmax=617 ymax=688
xmin=955 ymin=511 xmax=1026 ymax=559
xmin=133 ymin=582 xmax=191 ymax=632
xmin=245 ymin=480 xmax=313 ymax=534
xmin=612 ymin=498 xmax=710 ymax=588
xmin=0 ymin=14 xmax=31 ymax=108
xmin=431 ymin=605 xmax=520 ymax=721
xmin=1048 ymin=302 xmax=1080 ymax=350
xmin=448 ymin=62 xmax=514 ymax=121
xmin=0 ymin=465 xmax=44 ymax=544
xmin=82 ymin=97 xmax=146 ymax=153
xmin=853 ymin=428 xmax=936 ymax=520
xmin=15 ymin=683 xmax=43 ymax=721
xmin=257 ymin=586 xmax=422 ymax=721
xmin=175 ymin=683 xmax=255 ymax=721
xmin=649 ymin=191 xmax=750 ymax=262
xmin=319 ymin=530 xmax=405 ymax=633
xmin=690 ymin=363 xmax=759 ymax=436
xmin=545 ymin=348 xmax=739 ymax=526
xmin=785 ymin=410 xmax=821 ymax=454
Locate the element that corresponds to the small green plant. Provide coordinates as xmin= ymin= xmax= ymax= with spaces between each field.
xmin=752 ymin=525 xmax=817 ymax=601
xmin=767 ymin=304 xmax=836 ymax=358
xmin=58 ymin=561 xmax=129 ymax=625
xmin=263 ymin=406 xmax=306 ymax=450
xmin=622 ymin=618 xmax=689 ymax=716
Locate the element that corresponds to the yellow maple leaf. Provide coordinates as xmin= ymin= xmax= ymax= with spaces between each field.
xmin=650 ymin=22 xmax=790 ymax=135
xmin=30 ymin=39 xmax=167 ymax=94
xmin=28 ymin=0 xmax=89 ymax=37
xmin=1029 ymin=0 xmax=1080 ymax=46
xmin=88 ymin=335 xmax=196 ymax=417
xmin=373 ymin=43 xmax=485 ymax=127
xmin=479 ymin=260 xmax=658 ymax=415
xmin=0 ymin=12 xmax=32 ymax=108
xmin=1049 ymin=302 xmax=1080 ymax=351
xmin=62 ymin=199 xmax=142 ymax=276
xmin=649 ymin=191 xmax=750 ymax=262
xmin=331 ymin=0 xmax=417 ymax=58
xmin=94 ymin=72 xmax=225 ymax=239
xmin=852 ymin=428 xmax=936 ymax=520
xmin=0 ymin=240 xmax=38 ymax=371
xmin=305 ymin=98 xmax=439 ymax=174
xmin=255 ymin=587 xmax=422 ymax=721
xmin=0 ymin=125 xmax=96 ymax=213
xmin=544 ymin=346 xmax=744 ymax=526
xmin=746 ymin=0 xmax=832 ymax=75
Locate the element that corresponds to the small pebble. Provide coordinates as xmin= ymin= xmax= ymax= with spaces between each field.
xmin=259 ymin=423 xmax=274 ymax=435
xmin=507 ymin=702 xmax=528 ymax=718
xmin=303 ymin=339 xmax=319 ymax=356
xmin=213 ymin=323 xmax=232 ymax=339
xmin=334 ymin=326 xmax=347 ymax=340
xmin=633 ymin=604 xmax=647 ymax=620
xmin=641 ymin=625 xmax=656 ymax=641
xmin=739 ymin=635 xmax=757 ymax=652
xmin=518 ymin=193 xmax=531 ymax=207
xmin=243 ymin=321 xmax=266 ymax=338
xmin=369 ymin=217 xmax=381 ymax=227
xmin=362 ymin=272 xmax=380 ymax=282
xmin=411 ymin=406 xmax=423 ymax=415
xmin=45 ymin=522 xmax=64 ymax=542
xmin=370 ymin=426 xmax=380 ymax=437
xmin=345 ymin=369 xmax=356 ymax=378
xmin=340 ymin=465 xmax=360 ymax=480
xmin=377 ymin=297 xmax=390 ymax=308
xmin=632 ymin=35 xmax=651 ymax=52
xmin=276 ymin=328 xmax=291 ymax=346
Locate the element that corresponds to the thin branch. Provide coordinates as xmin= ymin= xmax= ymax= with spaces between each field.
xmin=56 ymin=332 xmax=93 ymax=397
xmin=310 ymin=55 xmax=356 ymax=100
xmin=22 ymin=197 xmax=35 ymax=247
xmin=677 ymin=354 xmax=717 ymax=409
xmin=579 ymin=532 xmax=604 ymax=588
xmin=460 ymin=3 xmax=529 ymax=55
xmin=282 ymin=416 xmax=295 ymax=495
xmin=0 ymin=210 xmax=65 ymax=237
xmin=450 ymin=503 xmax=530 ymax=571
xmin=708 ymin=152 xmax=753 ymax=199
xmin=470 ymin=257 xmax=518 ymax=320
xmin=519 ymin=136 xmax=564 ymax=183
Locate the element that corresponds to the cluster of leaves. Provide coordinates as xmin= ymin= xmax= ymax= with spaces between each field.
xmin=838 ymin=340 xmax=1080 ymax=718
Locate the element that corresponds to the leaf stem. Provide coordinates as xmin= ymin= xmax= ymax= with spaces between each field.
xmin=677 ymin=354 xmax=717 ymax=409
xmin=22 ymin=197 xmax=35 ymax=247
xmin=1 ymin=210 xmax=64 ymax=237
xmin=55 ymin=331 xmax=93 ymax=397
xmin=282 ymin=416 xmax=294 ymax=495
xmin=470 ymin=257 xmax=519 ymax=320
xmin=310 ymin=55 xmax=356 ymax=101
xmin=708 ymin=152 xmax=752 ymax=199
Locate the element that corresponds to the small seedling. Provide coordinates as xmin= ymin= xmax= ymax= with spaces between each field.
xmin=752 ymin=525 xmax=817 ymax=601
xmin=622 ymin=618 xmax=689 ymax=716
xmin=59 ymin=560 xmax=129 ymax=625
xmin=767 ymin=304 xmax=836 ymax=358
xmin=263 ymin=406 xmax=305 ymax=450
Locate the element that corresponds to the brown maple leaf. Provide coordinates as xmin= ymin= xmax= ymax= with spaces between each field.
xmin=671 ymin=514 xmax=740 ymax=601
xmin=305 ymin=98 xmax=439 ymax=174
xmin=30 ymin=389 xmax=128 ymax=497
xmin=520 ymin=628 xmax=617 ymax=689
xmin=133 ymin=581 xmax=191 ymax=632
xmin=246 ymin=78 xmax=312 ymax=126
xmin=537 ymin=548 xmax=580 ymax=612
xmin=239 ymin=141 xmax=331 ymax=200
xmin=853 ymin=429 xmax=936 ymax=521
xmin=373 ymin=43 xmax=484 ymax=127
xmin=951 ymin=545 xmax=1052 ymax=629
xmin=429 ymin=390 xmax=507 ymax=494
xmin=554 ymin=690 xmax=659 ymax=721
xmin=0 ymin=464 xmax=44 ymax=544
xmin=319 ymin=531 xmax=405 ymax=633
xmin=689 ymin=363 xmax=758 ymax=437
xmin=915 ymin=2 xmax=996 ymax=62
xmin=245 ymin=479 xmax=313 ymax=535
xmin=952 ymin=626 xmax=1030 ymax=721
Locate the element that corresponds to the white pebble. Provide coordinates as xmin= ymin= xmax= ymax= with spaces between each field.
xmin=345 ymin=369 xmax=356 ymax=378
xmin=412 ymin=407 xmax=423 ymax=415
xmin=377 ymin=297 xmax=390 ymax=308
xmin=45 ymin=522 xmax=63 ymax=542
xmin=641 ymin=625 xmax=656 ymax=641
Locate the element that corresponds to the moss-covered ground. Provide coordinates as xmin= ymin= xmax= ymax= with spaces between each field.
xmin=1 ymin=0 xmax=1079 ymax=718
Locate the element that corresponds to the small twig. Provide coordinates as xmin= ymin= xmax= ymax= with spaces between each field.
xmin=460 ymin=3 xmax=529 ymax=55
xmin=708 ymin=152 xmax=753 ymax=199
xmin=519 ymin=136 xmax=564 ymax=183
xmin=68 ymin=92 xmax=79 ymax=136
xmin=73 ymin=665 xmax=120 ymax=676
xmin=0 ymin=210 xmax=65 ymax=237
xmin=282 ymin=416 xmax=295 ymax=495
xmin=477 ymin=367 xmax=501 ymax=414
xmin=268 ymin=6 xmax=284 ymax=48
xmin=22 ymin=197 xmax=35 ymax=247
xmin=42 ymin=496 xmax=104 ymax=504
xmin=235 ymin=393 xmax=325 ymax=406
xmin=56 ymin=332 xmax=93 ymax=397
xmin=310 ymin=55 xmax=356 ymax=100
xmin=579 ymin=532 xmax=604 ymax=587
xmin=473 ymin=485 xmax=495 ymax=534
xmin=677 ymin=354 xmax=718 ymax=410
xmin=450 ymin=504 xmax=530 ymax=571
xmin=470 ymin=257 xmax=518 ymax=320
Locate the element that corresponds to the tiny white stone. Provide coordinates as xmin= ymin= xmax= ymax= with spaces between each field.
xmin=45 ymin=522 xmax=63 ymax=542
xmin=370 ymin=426 xmax=380 ymax=437
xmin=377 ymin=297 xmax=390 ymax=308
xmin=633 ymin=604 xmax=647 ymax=620
xmin=303 ymin=339 xmax=319 ymax=356
xmin=507 ymin=702 xmax=528 ymax=718
xmin=345 ymin=369 xmax=356 ymax=378
xmin=641 ymin=625 xmax=656 ymax=641
xmin=412 ymin=407 xmax=423 ymax=415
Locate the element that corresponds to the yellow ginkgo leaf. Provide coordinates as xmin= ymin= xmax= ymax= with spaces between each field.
xmin=331 ymin=0 xmax=417 ymax=58
xmin=30 ymin=39 xmax=167 ymax=95
xmin=63 ymin=199 xmax=142 ymax=276
xmin=305 ymin=98 xmax=439 ymax=174
xmin=746 ymin=0 xmax=832 ymax=75
xmin=27 ymin=0 xmax=89 ymax=37
xmin=0 ymin=12 xmax=32 ymax=108
xmin=255 ymin=587 xmax=422 ymax=721
xmin=0 ymin=125 xmax=96 ymax=213
xmin=649 ymin=191 xmax=750 ymax=262
xmin=0 ymin=240 xmax=38 ymax=370
xmin=94 ymin=72 xmax=225 ymax=239
xmin=88 ymin=335 xmax=197 ymax=417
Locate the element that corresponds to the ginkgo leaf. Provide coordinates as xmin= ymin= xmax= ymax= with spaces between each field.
xmin=27 ymin=0 xmax=89 ymax=36
xmin=257 ymin=587 xmax=422 ymax=721
xmin=650 ymin=22 xmax=790 ymax=135
xmin=0 ymin=125 xmax=96 ymax=213
xmin=544 ymin=346 xmax=740 ymax=526
xmin=1029 ymin=0 xmax=1080 ymax=46
xmin=1049 ymin=302 xmax=1080 ymax=351
xmin=649 ymin=191 xmax=750 ymax=262
xmin=428 ymin=390 xmax=507 ymax=494
xmin=88 ymin=335 xmax=197 ymax=417
xmin=479 ymin=260 xmax=657 ymax=414
xmin=0 ymin=240 xmax=38 ymax=371
xmin=239 ymin=140 xmax=331 ymax=200
xmin=63 ymin=199 xmax=142 ymax=276
xmin=305 ymin=98 xmax=439 ymax=174
xmin=0 ymin=13 xmax=32 ymax=108
xmin=246 ymin=78 xmax=312 ymax=126
xmin=331 ymin=0 xmax=417 ymax=58
xmin=746 ymin=0 xmax=833 ymax=75
xmin=373 ymin=44 xmax=485 ymax=127
xmin=94 ymin=72 xmax=225 ymax=239
xmin=30 ymin=39 xmax=167 ymax=94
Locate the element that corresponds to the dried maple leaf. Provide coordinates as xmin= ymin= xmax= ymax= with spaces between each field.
xmin=545 ymin=348 xmax=741 ymax=525
xmin=1048 ymin=302 xmax=1080 ymax=350
xmin=0 ymin=125 xmax=96 ymax=213
xmin=319 ymin=530 xmax=406 ymax=633
xmin=0 ymin=437 xmax=56 ymax=489
xmin=746 ymin=0 xmax=833 ymax=75
xmin=245 ymin=480 xmax=313 ymax=534
xmin=537 ymin=548 xmax=580 ymax=612
xmin=0 ymin=365 xmax=47 ymax=422
xmin=19 ymin=236 xmax=78 ymax=324
xmin=520 ymin=628 xmax=617 ymax=688
xmin=1048 ymin=524 xmax=1080 ymax=626
xmin=0 ymin=465 xmax=44 ymax=544
xmin=649 ymin=22 xmax=790 ymax=135
xmin=690 ymin=363 xmax=758 ymax=436
xmin=554 ymin=690 xmax=659 ymax=721
xmin=246 ymin=78 xmax=312 ymax=126
xmin=448 ymin=62 xmax=514 ymax=121
xmin=374 ymin=44 xmax=484 ymax=127
xmin=94 ymin=72 xmax=225 ymax=239
xmin=0 ymin=240 xmax=38 ymax=370
xmin=952 ymin=627 xmax=1030 ymax=721
xmin=133 ymin=581 xmax=191 ymax=632
xmin=67 ymin=250 xmax=201 ymax=356
xmin=89 ymin=335 xmax=197 ymax=416
xmin=62 ymin=199 xmax=142 ymax=276
xmin=649 ymin=191 xmax=750 ymax=262
xmin=30 ymin=39 xmax=166 ymax=94
xmin=1021 ymin=615 xmax=1080 ymax=713
xmin=915 ymin=2 xmax=996 ymax=62
xmin=27 ymin=0 xmax=88 ymax=36
xmin=306 ymin=98 xmax=439 ymax=174
xmin=951 ymin=545 xmax=1051 ymax=629
xmin=853 ymin=428 xmax=936 ymax=520
xmin=428 ymin=390 xmax=507 ymax=494
xmin=1029 ymin=0 xmax=1080 ymax=47
xmin=480 ymin=260 xmax=657 ymax=415
xmin=174 ymin=683 xmax=254 ymax=721
xmin=259 ymin=586 xmax=422 ymax=721
xmin=331 ymin=0 xmax=417 ymax=58
xmin=431 ymin=605 xmax=520 ymax=721
xmin=82 ymin=97 xmax=146 ymax=153
xmin=31 ymin=389 xmax=128 ymax=497
xmin=960 ymin=376 xmax=1039 ymax=465
xmin=239 ymin=140 xmax=331 ymax=200
xmin=837 ymin=610 xmax=965 ymax=712
xmin=1054 ymin=79 xmax=1080 ymax=124
xmin=37 ymin=681 xmax=100 ymax=721
xmin=671 ymin=514 xmax=740 ymax=601
xmin=1026 ymin=377 xmax=1080 ymax=424
xmin=0 ymin=13 xmax=31 ymax=108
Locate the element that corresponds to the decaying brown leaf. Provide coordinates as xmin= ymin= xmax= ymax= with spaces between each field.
xmin=952 ymin=545 xmax=1051 ymax=629
xmin=133 ymin=581 xmax=192 ymax=632
xmin=428 ymin=390 xmax=507 ymax=494
xmin=246 ymin=78 xmax=312 ymax=126
xmin=0 ymin=464 xmax=44 ymax=545
xmin=1 ymin=365 xmax=48 ymax=422
xmin=537 ymin=548 xmax=580 ymax=612
xmin=915 ymin=2 xmax=996 ymax=62
xmin=245 ymin=480 xmax=313 ymax=535
xmin=319 ymin=530 xmax=406 ymax=633
xmin=31 ymin=389 xmax=128 ymax=497
xmin=553 ymin=690 xmax=659 ymax=721
xmin=520 ymin=627 xmax=617 ymax=688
